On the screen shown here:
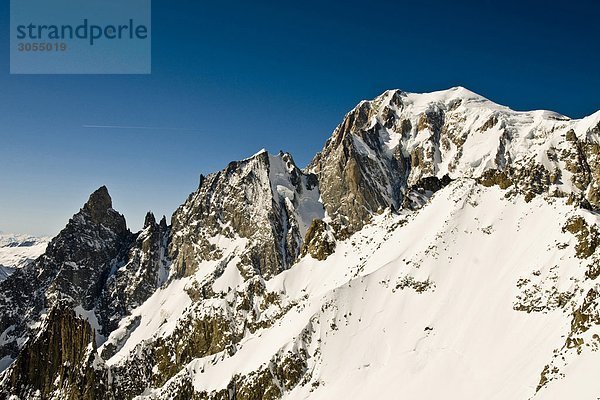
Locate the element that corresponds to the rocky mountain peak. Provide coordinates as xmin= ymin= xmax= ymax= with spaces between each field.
xmin=159 ymin=215 xmax=168 ymax=229
xmin=81 ymin=186 xmax=127 ymax=235
xmin=169 ymin=148 xmax=323 ymax=279
xmin=309 ymin=87 xmax=600 ymax=237
xmin=144 ymin=211 xmax=156 ymax=229
xmin=0 ymin=186 xmax=136 ymax=372
xmin=84 ymin=185 xmax=112 ymax=214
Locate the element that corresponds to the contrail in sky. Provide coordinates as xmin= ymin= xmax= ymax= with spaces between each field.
xmin=83 ymin=125 xmax=203 ymax=132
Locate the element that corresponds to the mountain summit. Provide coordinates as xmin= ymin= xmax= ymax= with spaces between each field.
xmin=310 ymin=86 xmax=600 ymax=236
xmin=82 ymin=185 xmax=128 ymax=235
xmin=1 ymin=88 xmax=600 ymax=399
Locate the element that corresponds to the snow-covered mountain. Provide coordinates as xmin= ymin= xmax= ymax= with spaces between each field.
xmin=0 ymin=232 xmax=49 ymax=281
xmin=1 ymin=87 xmax=600 ymax=399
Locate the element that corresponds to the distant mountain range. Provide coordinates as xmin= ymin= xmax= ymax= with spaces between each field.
xmin=1 ymin=87 xmax=599 ymax=399
xmin=0 ymin=232 xmax=49 ymax=281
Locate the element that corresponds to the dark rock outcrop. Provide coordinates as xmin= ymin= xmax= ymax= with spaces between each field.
xmin=98 ymin=211 xmax=171 ymax=337
xmin=301 ymin=219 xmax=336 ymax=261
xmin=1 ymin=305 xmax=107 ymax=399
xmin=0 ymin=186 xmax=132 ymax=365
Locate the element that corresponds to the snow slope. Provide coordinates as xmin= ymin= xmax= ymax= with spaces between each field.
xmin=108 ymin=179 xmax=596 ymax=399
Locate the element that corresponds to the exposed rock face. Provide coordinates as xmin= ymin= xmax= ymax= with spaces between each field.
xmin=0 ymin=186 xmax=132 ymax=364
xmin=98 ymin=212 xmax=171 ymax=336
xmin=309 ymin=100 xmax=407 ymax=237
xmin=83 ymin=186 xmax=128 ymax=236
xmin=103 ymin=273 xmax=300 ymax=399
xmin=1 ymin=305 xmax=106 ymax=399
xmin=170 ymin=150 xmax=323 ymax=280
xmin=300 ymin=219 xmax=336 ymax=261
xmin=43 ymin=186 xmax=131 ymax=309
xmin=0 ymin=188 xmax=176 ymax=398
xmin=563 ymin=216 xmax=600 ymax=258
xmin=144 ymin=347 xmax=309 ymax=400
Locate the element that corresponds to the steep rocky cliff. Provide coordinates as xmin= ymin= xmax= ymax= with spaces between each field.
xmin=169 ymin=150 xmax=323 ymax=280
xmin=0 ymin=187 xmax=172 ymax=398
xmin=98 ymin=212 xmax=170 ymax=336
xmin=0 ymin=186 xmax=132 ymax=365
xmin=2 ymin=305 xmax=106 ymax=399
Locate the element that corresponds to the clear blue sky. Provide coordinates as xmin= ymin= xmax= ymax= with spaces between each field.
xmin=1 ymin=0 xmax=599 ymax=236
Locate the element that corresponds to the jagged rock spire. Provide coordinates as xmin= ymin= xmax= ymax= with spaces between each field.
xmin=144 ymin=212 xmax=156 ymax=228
xmin=159 ymin=215 xmax=168 ymax=229
xmin=81 ymin=186 xmax=127 ymax=235
xmin=84 ymin=186 xmax=112 ymax=215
